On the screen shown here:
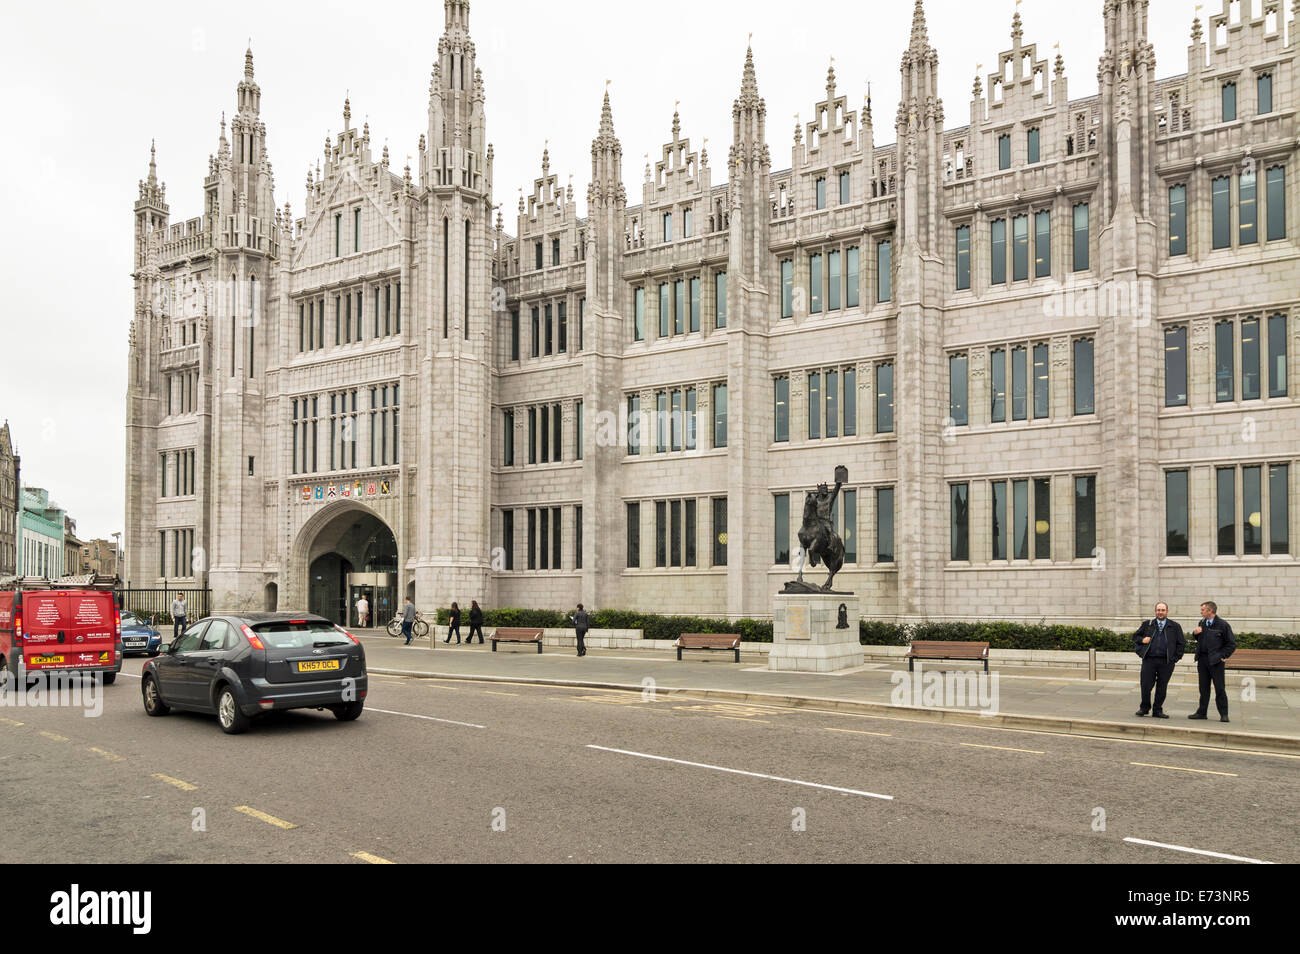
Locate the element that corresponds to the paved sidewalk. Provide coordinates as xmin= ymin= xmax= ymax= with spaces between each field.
xmin=354 ymin=632 xmax=1300 ymax=752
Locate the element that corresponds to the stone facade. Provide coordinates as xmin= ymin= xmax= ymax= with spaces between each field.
xmin=126 ymin=0 xmax=1300 ymax=631
xmin=0 ymin=423 xmax=18 ymax=577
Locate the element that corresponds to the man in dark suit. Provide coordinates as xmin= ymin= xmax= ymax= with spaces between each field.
xmin=1134 ymin=601 xmax=1184 ymax=719
xmin=1188 ymin=600 xmax=1236 ymax=723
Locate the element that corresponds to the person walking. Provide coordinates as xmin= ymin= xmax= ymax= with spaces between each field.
xmin=1189 ymin=600 xmax=1236 ymax=723
xmin=401 ymin=596 xmax=418 ymax=646
xmin=467 ymin=600 xmax=485 ymax=644
xmin=170 ymin=595 xmax=188 ymax=642
xmin=571 ymin=603 xmax=590 ymax=657
xmin=1133 ymin=601 xmax=1184 ymax=719
xmin=445 ymin=602 xmax=462 ymax=644
xmin=355 ymin=594 xmax=369 ymax=629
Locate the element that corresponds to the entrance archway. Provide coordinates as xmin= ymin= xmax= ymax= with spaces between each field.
xmin=294 ymin=503 xmax=398 ymax=626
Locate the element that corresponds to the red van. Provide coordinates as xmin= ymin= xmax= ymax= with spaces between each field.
xmin=0 ymin=579 xmax=124 ymax=685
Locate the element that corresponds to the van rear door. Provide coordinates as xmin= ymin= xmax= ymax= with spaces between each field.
xmin=24 ymin=591 xmax=117 ymax=674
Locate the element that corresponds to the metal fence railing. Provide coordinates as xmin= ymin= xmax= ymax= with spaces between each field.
xmin=120 ymin=587 xmax=211 ymax=622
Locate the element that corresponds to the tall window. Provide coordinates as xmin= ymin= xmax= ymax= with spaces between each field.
xmin=1034 ymin=478 xmax=1051 ymax=559
xmin=1240 ymin=168 xmax=1257 ymax=244
xmin=502 ymin=510 xmax=514 ymax=570
xmin=876 ymin=487 xmax=894 ymax=563
xmin=656 ymin=392 xmax=668 ymax=453
xmin=956 ymin=226 xmax=971 ymax=290
xmin=1164 ymin=326 xmax=1188 ymax=406
xmin=839 ymin=171 xmax=850 ymax=204
xmin=949 ymin=353 xmax=968 ymax=426
xmin=951 ymin=483 xmax=969 ymax=561
xmin=655 ymin=501 xmax=667 ymax=567
xmin=576 ymin=401 xmax=583 ymax=460
xmin=1222 ymin=81 xmax=1236 ymax=122
xmin=689 ymin=277 xmax=700 ymax=332
xmin=990 ymin=219 xmax=1007 ymax=284
xmin=844 ymin=367 xmax=856 ymax=435
xmin=714 ymin=272 xmax=726 ymax=328
xmin=1215 ymin=320 xmax=1235 ymax=401
xmin=825 ymin=369 xmax=838 ymax=438
xmin=510 ymin=310 xmax=520 ymax=360
xmin=334 ymin=213 xmax=342 ymax=257
xmin=846 ymin=246 xmax=859 ymax=307
xmin=552 ymin=238 xmax=560 ymax=267
xmin=1072 ymin=203 xmax=1089 ymax=270
xmin=1074 ymin=475 xmax=1096 ymax=559
xmin=1270 ymin=464 xmax=1290 ymax=555
xmin=683 ymin=209 xmax=693 ymax=238
xmin=1033 ymin=343 xmax=1049 ymax=418
xmin=354 ymin=208 xmax=361 ymax=252
xmin=877 ymin=240 xmax=891 ymax=302
xmin=557 ymin=302 xmax=567 ymax=353
xmin=781 ymin=260 xmax=793 ymax=318
xmin=809 ymin=253 xmax=823 ymax=314
xmin=1265 ymin=166 xmax=1286 ymax=241
xmin=1012 ymin=215 xmax=1029 ymax=281
xmin=634 ymin=287 xmax=645 ymax=341
xmin=876 ymin=361 xmax=894 ymax=433
xmin=808 ymin=372 xmax=821 ymax=439
xmin=1217 ymin=467 xmax=1235 ymax=554
xmin=1242 ymin=317 xmax=1262 ymax=401
xmin=998 ymin=133 xmax=1011 ymax=170
xmin=527 ymin=407 xmax=537 ymax=464
xmin=663 ymin=212 xmax=673 ymax=242
xmin=1212 ymin=176 xmax=1231 ymax=249
xmin=1268 ymin=313 xmax=1288 ymax=398
xmin=530 ymin=307 xmax=540 ymax=357
xmin=991 ymin=480 xmax=1007 ymax=560
xmin=544 ymin=304 xmax=553 ymax=355
xmin=1011 ymin=346 xmax=1028 ymax=420
xmin=1243 ymin=466 xmax=1263 ymax=555
xmin=815 ymin=177 xmax=826 ymax=210
xmin=1257 ymin=73 xmax=1273 ymax=114
xmin=659 ymin=284 xmax=671 ymax=337
xmin=712 ymin=497 xmax=728 ymax=566
xmin=503 ymin=409 xmax=514 ymax=466
xmin=712 ymin=383 xmax=727 ymax=448
xmin=773 ymin=376 xmax=789 ymax=442
xmin=535 ymin=242 xmax=543 ymax=270
xmin=842 ymin=489 xmax=857 ymax=564
xmin=1027 ymin=127 xmax=1040 ymax=164
xmin=1169 ymin=184 xmax=1187 ymax=255
xmin=1034 ymin=211 xmax=1051 ymax=277
xmin=575 ymin=506 xmax=583 ymax=569
xmin=1073 ymin=338 xmax=1094 ymax=415
xmin=990 ymin=347 xmax=1007 ymax=422
xmin=627 ymin=395 xmax=640 ymax=455
xmin=774 ymin=494 xmax=790 ymax=565
xmin=673 ymin=281 xmax=685 ymax=335
xmin=827 ymin=250 xmax=841 ymax=311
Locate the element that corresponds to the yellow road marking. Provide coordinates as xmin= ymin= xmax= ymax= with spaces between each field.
xmin=1130 ymin=761 xmax=1238 ymax=777
xmin=88 ymin=747 xmax=124 ymax=762
xmin=824 ymin=727 xmax=892 ymax=737
xmin=234 ymin=806 xmax=299 ymax=829
xmin=350 ymin=851 xmax=394 ymax=864
xmin=960 ymin=742 xmax=1045 ymax=755
xmin=39 ymin=731 xmax=69 ymax=742
xmin=152 ymin=774 xmax=198 ymax=791
xmin=716 ymin=716 xmax=771 ymax=724
xmin=428 ymin=684 xmax=462 ymax=691
xmin=482 ymin=690 xmax=519 ymax=697
xmin=0 ymin=717 xmax=23 ymax=726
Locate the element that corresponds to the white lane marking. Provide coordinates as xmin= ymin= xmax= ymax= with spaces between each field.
xmin=366 ymin=707 xmax=485 ymax=729
xmin=586 ymin=745 xmax=893 ymax=801
xmin=1122 ymin=837 xmax=1273 ymax=864
xmin=117 ymin=672 xmax=141 ymax=679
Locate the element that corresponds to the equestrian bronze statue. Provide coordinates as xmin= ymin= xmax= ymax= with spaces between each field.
xmin=787 ymin=464 xmax=849 ymax=593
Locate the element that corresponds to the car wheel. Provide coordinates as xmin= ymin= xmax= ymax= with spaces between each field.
xmin=142 ymin=675 xmax=170 ymax=716
xmin=333 ymin=701 xmax=364 ymax=721
xmin=216 ymin=686 xmax=250 ymax=734
xmin=102 ymin=672 xmax=116 ymax=686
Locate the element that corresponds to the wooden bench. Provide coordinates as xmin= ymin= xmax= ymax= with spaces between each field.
xmin=674 ymin=633 xmax=742 ymax=663
xmin=1225 ymin=649 xmax=1300 ymax=672
xmin=906 ymin=640 xmax=990 ymax=673
xmin=490 ymin=627 xmax=544 ymax=653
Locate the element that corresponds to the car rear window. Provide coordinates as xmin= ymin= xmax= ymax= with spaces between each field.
xmin=252 ymin=620 xmax=352 ymax=649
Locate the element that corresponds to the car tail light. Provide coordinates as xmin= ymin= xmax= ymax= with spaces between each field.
xmin=289 ymin=620 xmax=308 ymax=625
xmin=335 ymin=624 xmax=360 ymax=644
xmin=240 ymin=625 xmax=265 ymax=650
xmin=13 ymin=612 xmax=22 ymax=645
xmin=114 ymin=609 xmax=121 ymax=638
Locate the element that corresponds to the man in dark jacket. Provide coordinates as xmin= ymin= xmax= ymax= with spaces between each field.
xmin=571 ymin=603 xmax=590 ymax=657
xmin=1189 ymin=600 xmax=1235 ymax=723
xmin=1133 ymin=601 xmax=1184 ymax=719
xmin=467 ymin=601 xmax=484 ymax=644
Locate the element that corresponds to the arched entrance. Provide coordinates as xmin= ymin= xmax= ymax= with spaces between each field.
xmin=295 ymin=503 xmax=398 ymax=626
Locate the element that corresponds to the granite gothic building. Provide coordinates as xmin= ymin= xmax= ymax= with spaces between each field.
xmin=126 ymin=0 xmax=1299 ymax=631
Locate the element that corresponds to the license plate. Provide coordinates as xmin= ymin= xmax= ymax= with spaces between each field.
xmin=30 ymin=655 xmax=64 ymax=665
xmin=296 ymin=660 xmax=341 ymax=673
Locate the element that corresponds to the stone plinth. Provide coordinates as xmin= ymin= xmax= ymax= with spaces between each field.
xmin=769 ymin=591 xmax=863 ymax=672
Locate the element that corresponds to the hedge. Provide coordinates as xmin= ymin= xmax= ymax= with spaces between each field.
xmin=433 ymin=606 xmax=774 ymax=641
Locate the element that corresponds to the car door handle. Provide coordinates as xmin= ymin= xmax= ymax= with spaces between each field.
xmin=205 ymin=658 xmax=220 ymax=667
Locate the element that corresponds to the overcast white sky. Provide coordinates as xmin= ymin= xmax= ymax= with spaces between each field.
xmin=0 ymin=0 xmax=1225 ymax=541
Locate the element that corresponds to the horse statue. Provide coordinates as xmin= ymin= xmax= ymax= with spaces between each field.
xmin=794 ymin=471 xmax=846 ymax=592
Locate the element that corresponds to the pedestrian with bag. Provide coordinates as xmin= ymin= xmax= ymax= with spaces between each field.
xmin=355 ymin=593 xmax=369 ymax=629
xmin=571 ymin=603 xmax=590 ymax=657
xmin=170 ymin=595 xmax=188 ymax=642
xmin=1133 ymin=601 xmax=1184 ymax=719
xmin=1189 ymin=600 xmax=1236 ymax=723
xmin=401 ymin=596 xmax=418 ymax=646
xmin=445 ymin=602 xmax=462 ymax=644
xmin=467 ymin=600 xmax=485 ymax=644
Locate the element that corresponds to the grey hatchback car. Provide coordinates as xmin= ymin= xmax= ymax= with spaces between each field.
xmin=140 ymin=613 xmax=367 ymax=734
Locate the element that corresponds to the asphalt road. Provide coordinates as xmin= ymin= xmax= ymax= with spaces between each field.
xmin=0 ymin=657 xmax=1295 ymax=864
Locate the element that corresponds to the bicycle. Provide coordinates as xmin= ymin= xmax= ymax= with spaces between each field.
xmin=387 ymin=611 xmax=429 ymax=639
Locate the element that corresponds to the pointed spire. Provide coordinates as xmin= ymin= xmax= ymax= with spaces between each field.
xmin=244 ymin=44 xmax=254 ymax=79
xmin=737 ymin=40 xmax=760 ymax=108
xmin=909 ymin=0 xmax=929 ymax=47
xmin=363 ymin=120 xmax=370 ymax=143
xmin=148 ymin=140 xmax=158 ymax=185
xmin=1191 ymin=14 xmax=1203 ymax=42
xmin=343 ymin=94 xmax=351 ymax=128
xmin=541 ymin=142 xmax=550 ymax=176
xmin=865 ymin=81 xmax=873 ymax=122
xmin=1011 ymin=7 xmax=1023 ymax=43
xmin=599 ymin=83 xmax=616 ymax=140
xmin=793 ymin=113 xmax=802 ymax=145
xmin=1054 ymin=44 xmax=1064 ymax=77
xmin=826 ymin=57 xmax=837 ymax=99
xmin=671 ymin=102 xmax=681 ymax=141
xmin=700 ymin=136 xmax=708 ymax=167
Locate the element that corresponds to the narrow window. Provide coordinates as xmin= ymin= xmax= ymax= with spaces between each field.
xmin=626 ymin=502 xmax=640 ymax=567
xmin=998 ymin=133 xmax=1011 ymax=170
xmin=809 ymin=253 xmax=822 ymax=313
xmin=846 ymin=247 xmax=860 ymax=306
xmin=1027 ymin=127 xmax=1040 ymax=164
xmin=876 ymin=362 xmax=894 ymax=433
xmin=558 ymin=301 xmax=567 ymax=353
xmin=335 ymin=214 xmax=341 ymax=257
xmin=815 ymin=177 xmax=826 ymax=209
xmin=1265 ymin=166 xmax=1286 ymax=240
xmin=1268 ymin=313 xmax=1288 ymax=397
xmin=1243 ymin=465 xmax=1263 ymax=555
xmin=1269 ymin=464 xmax=1289 ymax=555
xmin=839 ymin=171 xmax=850 ymax=204
xmin=1013 ymin=479 xmax=1030 ymax=560
xmin=1217 ymin=467 xmax=1236 ymax=555
xmin=950 ymin=483 xmax=969 ymax=561
xmin=683 ymin=209 xmax=693 ymax=238
xmin=527 ymin=509 xmax=537 ymax=570
xmin=1212 ymin=176 xmax=1231 ymax=249
xmin=575 ymin=506 xmax=583 ymax=569
xmin=663 ymin=212 xmax=673 ymax=242
xmin=510 ymin=310 xmax=519 ymax=360
xmin=502 ymin=511 xmax=514 ymax=570
xmin=1032 ymin=343 xmax=1050 ymax=418
xmin=354 ymin=208 xmax=361 ymax=251
xmin=689 ymin=277 xmax=700 ymax=332
xmin=990 ymin=347 xmax=1007 ymax=422
xmin=659 ymin=283 xmax=670 ymax=337
xmin=990 ymin=219 xmax=1007 ymax=284
xmin=876 ymin=487 xmax=894 ymax=563
xmin=827 ymin=250 xmax=841 ymax=311
xmin=627 ymin=395 xmax=641 ymax=455
xmin=1216 ymin=320 xmax=1235 ymax=402
xmin=503 ymin=409 xmax=514 ymax=466
xmin=674 ymin=280 xmax=686 ymax=335
xmin=669 ymin=500 xmax=682 ymax=567
xmin=1164 ymin=326 xmax=1187 ymax=406
xmin=1034 ymin=210 xmax=1051 ymax=276
xmin=575 ymin=401 xmax=584 ymax=460
xmin=877 ymin=240 xmax=891 ymax=302
xmin=774 ymin=376 xmax=789 ymax=442
xmin=552 ymin=237 xmax=560 ymax=267
xmin=1242 ymin=317 xmax=1260 ymax=400
xmin=949 ymin=353 xmax=968 ymax=426
xmin=655 ymin=501 xmax=667 ymax=568
xmin=843 ymin=367 xmax=857 ymax=435
xmin=808 ymin=371 xmax=821 ymax=439
xmin=774 ymin=494 xmax=790 ymax=565
xmin=1072 ymin=203 xmax=1090 ymax=270
xmin=1075 ymin=475 xmax=1097 ymax=559
xmin=1169 ymin=184 xmax=1187 ymax=255
xmin=1257 ymin=73 xmax=1273 ymax=114
xmin=955 ymin=226 xmax=970 ymax=290
xmin=1034 ymin=478 xmax=1051 ymax=559
xmin=825 ymin=369 xmax=839 ymax=439
xmin=1013 ymin=215 xmax=1029 ymax=281
xmin=714 ymin=272 xmax=727 ymax=328
xmin=1240 ymin=168 xmax=1257 ymax=244
xmin=1011 ymin=346 xmax=1027 ymax=420
xmin=1073 ymin=338 xmax=1095 ymax=415
xmin=712 ymin=384 xmax=727 ymax=448
xmin=1222 ymin=81 xmax=1236 ymax=122
xmin=991 ymin=481 xmax=1008 ymax=560
xmin=712 ymin=497 xmax=728 ymax=566
xmin=656 ymin=392 xmax=668 ymax=453
xmin=781 ymin=260 xmax=793 ymax=318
